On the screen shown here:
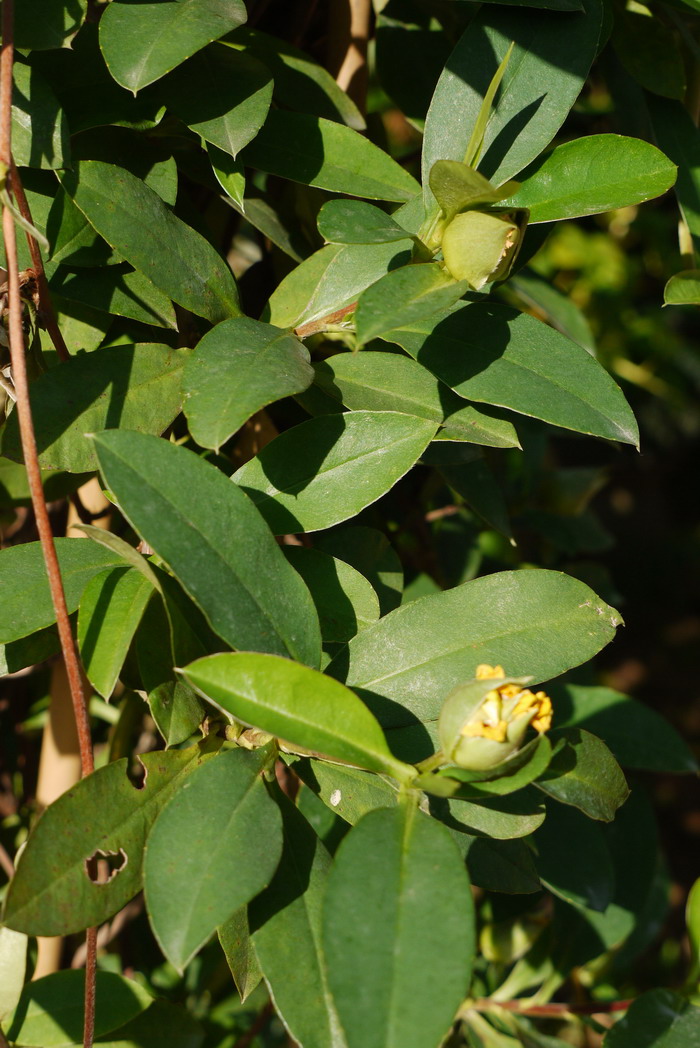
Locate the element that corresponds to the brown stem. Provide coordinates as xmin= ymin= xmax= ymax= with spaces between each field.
xmin=1 ymin=3 xmax=96 ymax=1045
xmin=294 ymin=301 xmax=357 ymax=339
xmin=9 ymin=159 xmax=69 ymax=362
xmin=471 ymin=997 xmax=633 ymax=1016
xmin=327 ymin=0 xmax=371 ymax=113
xmin=0 ymin=1024 xmax=11 ymax=1048
xmin=0 ymin=839 xmax=14 ymax=879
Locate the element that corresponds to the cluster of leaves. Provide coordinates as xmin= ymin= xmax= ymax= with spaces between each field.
xmin=1 ymin=0 xmax=700 ymax=1046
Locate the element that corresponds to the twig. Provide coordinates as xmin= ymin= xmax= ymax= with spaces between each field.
xmin=0 ymin=1024 xmax=11 ymax=1048
xmin=294 ymin=301 xmax=357 ymax=339
xmin=234 ymin=1001 xmax=274 ymax=1048
xmin=327 ymin=0 xmax=371 ymax=113
xmin=0 ymin=4 xmax=96 ymax=1046
xmin=9 ymin=160 xmax=69 ymax=362
xmin=470 ymin=997 xmax=633 ymax=1016
xmin=0 ymin=839 xmax=14 ymax=879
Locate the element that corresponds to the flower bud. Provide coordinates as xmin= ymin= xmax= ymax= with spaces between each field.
xmin=441 ymin=210 xmax=523 ymax=290
xmin=438 ymin=664 xmax=552 ymax=771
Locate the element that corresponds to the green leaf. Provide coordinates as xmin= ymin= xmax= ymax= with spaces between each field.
xmin=144 ymin=747 xmax=283 ymax=972
xmin=604 ymin=990 xmax=700 ymax=1048
xmin=12 ymin=60 xmax=69 ymax=169
xmin=228 ymin=27 xmax=365 ymax=130
xmin=242 ymin=110 xmax=420 ymax=201
xmin=355 ymin=265 xmax=469 ymax=346
xmin=208 ymin=144 xmax=245 ymax=209
xmin=439 ymin=792 xmax=546 ymax=839
xmin=322 ymin=805 xmax=475 ymax=1048
xmin=536 ymin=728 xmax=629 ymax=821
xmin=422 ymin=0 xmax=602 ymax=195
xmin=251 ymin=793 xmax=343 ymax=1048
xmin=0 ymin=927 xmax=26 ymax=1022
xmin=47 ymin=265 xmax=177 ymax=329
xmin=332 ymin=569 xmax=622 ymax=731
xmin=499 ymin=135 xmax=676 ymax=222
xmin=2 ymin=344 xmax=187 ymax=473
xmin=510 ymin=271 xmax=596 ymax=354
xmin=382 ymin=301 xmax=639 ymax=446
xmin=3 ymin=743 xmax=213 ymax=935
xmin=284 ymin=547 xmax=380 ymax=643
xmin=183 ymin=317 xmax=314 ymax=452
xmin=161 ymin=45 xmax=272 ymax=158
xmin=318 ymin=200 xmax=412 ymax=245
xmin=647 ymin=96 xmax=700 ymax=253
xmin=462 ymin=836 xmax=540 ymax=894
xmin=218 ymin=909 xmax=263 ymax=1004
xmin=264 ymin=240 xmax=413 ymax=331
xmin=664 ymin=270 xmax=700 ymax=306
xmin=313 ymin=352 xmax=520 ymax=449
xmin=5 ymin=971 xmax=153 ymax=1047
xmin=78 ymin=567 xmax=154 ymax=699
xmin=93 ymin=1001 xmax=204 ymax=1048
xmin=182 ymin=652 xmax=414 ymax=782
xmin=551 ymin=683 xmax=698 ymax=774
xmin=14 ymin=0 xmax=87 ymax=49
xmin=0 ymin=538 xmax=123 ymax=645
xmin=612 ymin=11 xmax=686 ymax=101
xmin=429 ymin=160 xmax=501 ymax=223
xmin=294 ymin=758 xmax=399 ymax=826
xmin=99 ymin=0 xmax=247 ymax=93
xmin=314 ymin=525 xmax=403 ymax=615
xmin=92 ymin=431 xmax=321 ymax=666
xmin=534 ymin=803 xmax=614 ymax=911
xmin=439 ymin=456 xmax=512 ymax=538
xmin=232 ymin=411 xmax=437 ymax=534
xmin=59 ymin=161 xmax=240 ymax=324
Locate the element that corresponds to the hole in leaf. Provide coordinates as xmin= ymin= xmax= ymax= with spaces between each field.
xmin=84 ymin=847 xmax=128 ymax=885
xmin=126 ymin=754 xmax=147 ymax=790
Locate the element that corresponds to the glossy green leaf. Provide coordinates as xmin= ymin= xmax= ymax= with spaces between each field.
xmin=218 ymin=909 xmax=263 ymax=1004
xmin=183 ymin=652 xmax=414 ymax=782
xmin=317 ymin=200 xmax=412 ymax=245
xmin=331 ymin=569 xmax=622 ymax=730
xmin=314 ymin=525 xmax=403 ymax=615
xmin=500 ymin=136 xmax=676 ymax=222
xmin=536 ymin=728 xmax=629 ymax=821
xmin=604 ymin=990 xmax=700 ymax=1048
xmin=0 ymin=927 xmax=26 ymax=1021
xmin=3 ymin=744 xmax=213 ymax=935
xmin=439 ymin=792 xmax=546 ymax=839
xmin=144 ymin=747 xmax=283 ymax=972
xmin=664 ymin=270 xmax=700 ymax=306
xmin=551 ymin=683 xmax=698 ymax=774
xmin=242 ymin=110 xmax=420 ymax=201
xmin=322 ymin=805 xmax=475 ymax=1048
xmin=14 ymin=0 xmax=87 ymax=49
xmin=294 ymin=758 xmax=399 ymax=827
xmin=284 ymin=547 xmax=380 ymax=643
xmin=263 ymin=240 xmax=413 ymax=331
xmin=510 ymin=271 xmax=596 ymax=354
xmin=462 ymin=836 xmax=540 ymax=894
xmin=5 ymin=972 xmax=152 ymax=1047
xmin=612 ymin=11 xmax=686 ymax=101
xmin=355 ymin=265 xmax=469 ymax=346
xmin=93 ymin=431 xmax=321 ymax=667
xmin=99 ymin=0 xmax=247 ymax=92
xmin=59 ymin=161 xmax=240 ymax=323
xmin=78 ymin=567 xmax=154 ymax=699
xmin=2 ymin=344 xmax=187 ymax=473
xmin=229 ymin=27 xmax=365 ymax=129
xmin=0 ymin=539 xmax=123 ymax=645
xmin=313 ymin=353 xmax=520 ymax=448
xmin=251 ymin=793 xmax=343 ymax=1048
xmin=161 ymin=45 xmax=272 ymax=158
xmin=48 ymin=265 xmax=177 ymax=329
xmin=233 ymin=411 xmax=437 ymax=534
xmin=439 ymin=456 xmax=512 ymax=538
xmin=383 ymin=301 xmax=639 ymax=446
xmin=47 ymin=188 xmax=122 ymax=267
xmin=208 ymin=143 xmax=245 ymax=209
xmin=534 ymin=803 xmax=614 ymax=911
xmin=87 ymin=1002 xmax=203 ymax=1048
xmin=429 ymin=161 xmax=501 ymax=222
xmin=12 ymin=61 xmax=68 ymax=169
xmin=422 ymin=0 xmax=602 ymax=195
xmin=183 ymin=317 xmax=313 ymax=451
xmin=375 ymin=8 xmax=451 ymax=129
xmin=647 ymin=96 xmax=700 ymax=253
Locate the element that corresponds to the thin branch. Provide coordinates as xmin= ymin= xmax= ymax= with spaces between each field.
xmin=0 ymin=3 xmax=96 ymax=1045
xmin=470 ymin=997 xmax=633 ymax=1017
xmin=9 ymin=160 xmax=69 ymax=362
xmin=294 ymin=301 xmax=357 ymax=339
xmin=0 ymin=838 xmax=15 ymax=879
xmin=0 ymin=1023 xmax=11 ymax=1048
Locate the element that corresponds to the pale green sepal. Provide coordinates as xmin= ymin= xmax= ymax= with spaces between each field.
xmin=441 ymin=210 xmax=523 ymax=289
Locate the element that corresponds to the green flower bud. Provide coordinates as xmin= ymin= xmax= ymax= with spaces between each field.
xmin=438 ymin=664 xmax=552 ymax=771
xmin=441 ymin=209 xmax=525 ymax=290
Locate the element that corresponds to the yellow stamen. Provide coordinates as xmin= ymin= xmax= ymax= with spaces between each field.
xmin=476 ymin=664 xmax=505 ymax=679
xmin=462 ymin=719 xmax=508 ymax=742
